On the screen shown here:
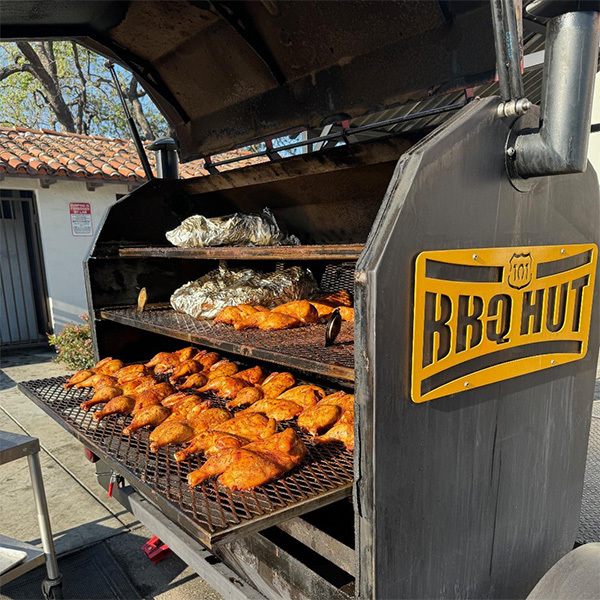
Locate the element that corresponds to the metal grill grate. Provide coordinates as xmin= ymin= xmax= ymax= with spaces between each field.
xmin=19 ymin=376 xmax=353 ymax=547
xmin=100 ymin=307 xmax=355 ymax=381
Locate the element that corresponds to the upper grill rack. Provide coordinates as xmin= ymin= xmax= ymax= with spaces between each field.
xmin=100 ymin=308 xmax=355 ymax=382
xmin=18 ymin=376 xmax=353 ymax=548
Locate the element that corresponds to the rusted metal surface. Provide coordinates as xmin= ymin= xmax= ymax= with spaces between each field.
xmin=19 ymin=376 xmax=353 ymax=548
xmin=99 ymin=307 xmax=355 ymax=382
xmin=119 ymin=244 xmax=364 ymax=261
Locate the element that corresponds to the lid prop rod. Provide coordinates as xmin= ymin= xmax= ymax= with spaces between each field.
xmin=105 ymin=61 xmax=154 ymax=181
xmin=491 ymin=0 xmax=531 ymax=117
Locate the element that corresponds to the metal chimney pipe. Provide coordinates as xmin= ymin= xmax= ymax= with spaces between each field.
xmin=147 ymin=137 xmax=179 ymax=179
xmin=514 ymin=10 xmax=600 ymax=178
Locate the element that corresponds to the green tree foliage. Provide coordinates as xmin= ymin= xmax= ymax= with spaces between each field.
xmin=0 ymin=41 xmax=168 ymax=140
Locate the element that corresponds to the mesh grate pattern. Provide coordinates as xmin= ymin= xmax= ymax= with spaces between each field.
xmin=19 ymin=376 xmax=353 ymax=547
xmin=101 ymin=307 xmax=355 ymax=381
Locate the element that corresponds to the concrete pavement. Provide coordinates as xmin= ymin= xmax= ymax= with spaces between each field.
xmin=0 ymin=346 xmax=221 ymax=600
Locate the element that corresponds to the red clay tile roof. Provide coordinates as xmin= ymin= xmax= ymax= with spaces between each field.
xmin=0 ymin=127 xmax=266 ymax=183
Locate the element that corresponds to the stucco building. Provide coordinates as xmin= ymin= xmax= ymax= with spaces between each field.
xmin=0 ymin=128 xmax=256 ymax=346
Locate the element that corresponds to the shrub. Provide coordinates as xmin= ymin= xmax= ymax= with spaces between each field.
xmin=48 ymin=314 xmax=95 ymax=370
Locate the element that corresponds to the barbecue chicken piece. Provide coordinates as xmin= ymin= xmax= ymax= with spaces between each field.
xmin=74 ymin=374 xmax=117 ymax=390
xmin=149 ymin=420 xmax=195 ymax=452
xmin=273 ymin=300 xmax=319 ymax=324
xmin=93 ymin=395 xmax=136 ymax=421
xmin=161 ymin=391 xmax=197 ymax=408
xmin=226 ymin=386 xmax=264 ymax=410
xmin=175 ymin=347 xmax=200 ymax=361
xmin=278 ymin=385 xmax=325 ymax=409
xmin=258 ymin=312 xmax=302 ymax=331
xmin=187 ymin=428 xmax=306 ymax=489
xmin=177 ymin=372 xmax=209 ymax=390
xmin=133 ymin=383 xmax=175 ymax=413
xmin=175 ymin=414 xmax=276 ymax=462
xmin=64 ymin=369 xmax=95 ymax=389
xmin=233 ymin=366 xmax=267 ymax=385
xmin=207 ymin=360 xmax=239 ymax=379
xmin=80 ymin=385 xmax=123 ymax=411
xmin=145 ymin=352 xmax=172 ymax=368
xmin=213 ymin=305 xmax=242 ymax=325
xmin=215 ymin=304 xmax=268 ymax=326
xmin=115 ymin=364 xmax=148 ymax=382
xmin=169 ymin=359 xmax=204 ymax=384
xmin=310 ymin=290 xmax=353 ymax=319
xmin=339 ymin=307 xmax=354 ymax=322
xmin=197 ymin=352 xmax=220 ymax=370
xmin=187 ymin=407 xmax=232 ymax=432
xmin=239 ymin=398 xmax=302 ymax=421
xmin=197 ymin=376 xmax=249 ymax=399
xmin=315 ymin=411 xmax=354 ymax=451
xmin=123 ymin=405 xmax=171 ymax=435
xmin=261 ymin=372 xmax=296 ymax=397
xmin=169 ymin=396 xmax=210 ymax=421
xmin=94 ymin=358 xmax=125 ymax=375
xmin=233 ymin=310 xmax=271 ymax=330
xmin=297 ymin=392 xmax=354 ymax=435
xmin=120 ymin=376 xmax=157 ymax=396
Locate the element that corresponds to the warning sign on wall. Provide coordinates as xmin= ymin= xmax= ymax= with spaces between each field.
xmin=69 ymin=202 xmax=93 ymax=236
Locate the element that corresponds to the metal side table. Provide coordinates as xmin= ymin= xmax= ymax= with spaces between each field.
xmin=0 ymin=430 xmax=62 ymax=599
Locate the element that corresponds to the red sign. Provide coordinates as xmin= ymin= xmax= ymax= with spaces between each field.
xmin=69 ymin=202 xmax=93 ymax=236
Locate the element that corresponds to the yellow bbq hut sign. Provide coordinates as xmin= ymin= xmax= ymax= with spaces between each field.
xmin=411 ymin=244 xmax=597 ymax=403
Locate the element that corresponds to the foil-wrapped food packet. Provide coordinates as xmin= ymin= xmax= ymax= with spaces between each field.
xmin=166 ymin=208 xmax=299 ymax=248
xmin=170 ymin=263 xmax=319 ymax=320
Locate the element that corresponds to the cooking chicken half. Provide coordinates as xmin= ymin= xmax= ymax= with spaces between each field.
xmin=80 ymin=385 xmax=123 ymax=411
xmin=123 ymin=405 xmax=171 ymax=435
xmin=169 ymin=359 xmax=204 ymax=384
xmin=297 ymin=392 xmax=354 ymax=435
xmin=187 ymin=428 xmax=306 ymax=490
xmin=93 ymin=395 xmax=136 ymax=421
xmin=272 ymin=300 xmax=319 ymax=324
xmin=73 ymin=374 xmax=117 ymax=390
xmin=261 ymin=372 xmax=296 ymax=397
xmin=149 ymin=420 xmax=196 ymax=452
xmin=175 ymin=413 xmax=275 ymax=462
xmin=115 ymin=364 xmax=149 ymax=382
xmin=197 ymin=376 xmax=249 ymax=399
xmin=225 ymin=386 xmax=264 ymax=410
xmin=133 ymin=383 xmax=175 ymax=413
xmin=234 ymin=366 xmax=267 ymax=385
xmin=315 ymin=411 xmax=354 ymax=451
xmin=177 ymin=372 xmax=209 ymax=390
xmin=278 ymin=385 xmax=325 ymax=409
xmin=258 ymin=312 xmax=302 ymax=331
xmin=207 ymin=360 xmax=239 ymax=379
xmin=239 ymin=397 xmax=302 ymax=421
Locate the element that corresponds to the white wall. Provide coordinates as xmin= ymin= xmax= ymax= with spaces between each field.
xmin=0 ymin=177 xmax=129 ymax=333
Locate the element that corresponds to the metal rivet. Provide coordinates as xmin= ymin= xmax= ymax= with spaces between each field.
xmin=464 ymin=382 xmax=469 ymax=388
xmin=551 ymin=359 xmax=555 ymax=365
xmin=472 ymin=254 xmax=478 ymax=260
xmin=560 ymin=249 xmax=565 ymax=254
xmin=506 ymin=147 xmax=516 ymax=157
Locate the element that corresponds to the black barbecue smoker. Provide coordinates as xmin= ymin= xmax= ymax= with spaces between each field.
xmin=4 ymin=1 xmax=600 ymax=598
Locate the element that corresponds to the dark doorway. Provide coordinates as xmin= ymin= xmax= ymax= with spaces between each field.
xmin=0 ymin=189 xmax=51 ymax=347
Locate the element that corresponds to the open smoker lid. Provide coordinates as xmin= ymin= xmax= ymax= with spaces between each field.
xmin=0 ymin=0 xmax=498 ymax=161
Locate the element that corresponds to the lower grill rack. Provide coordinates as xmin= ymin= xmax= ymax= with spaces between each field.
xmin=18 ymin=377 xmax=353 ymax=547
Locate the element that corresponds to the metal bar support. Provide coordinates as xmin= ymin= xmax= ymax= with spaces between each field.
xmin=27 ymin=452 xmax=61 ymax=583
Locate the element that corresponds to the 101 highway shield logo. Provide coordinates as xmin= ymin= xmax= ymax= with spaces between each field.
xmin=411 ymin=244 xmax=597 ymax=403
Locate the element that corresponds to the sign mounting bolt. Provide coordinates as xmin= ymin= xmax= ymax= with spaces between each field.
xmin=472 ymin=254 xmax=478 ymax=260
xmin=561 ymin=249 xmax=565 ymax=254
xmin=507 ymin=147 xmax=516 ymax=157
xmin=551 ymin=359 xmax=555 ymax=365
xmin=464 ymin=382 xmax=470 ymax=388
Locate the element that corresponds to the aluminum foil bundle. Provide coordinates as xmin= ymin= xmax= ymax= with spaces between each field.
xmin=170 ymin=263 xmax=319 ymax=319
xmin=165 ymin=208 xmax=299 ymax=248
